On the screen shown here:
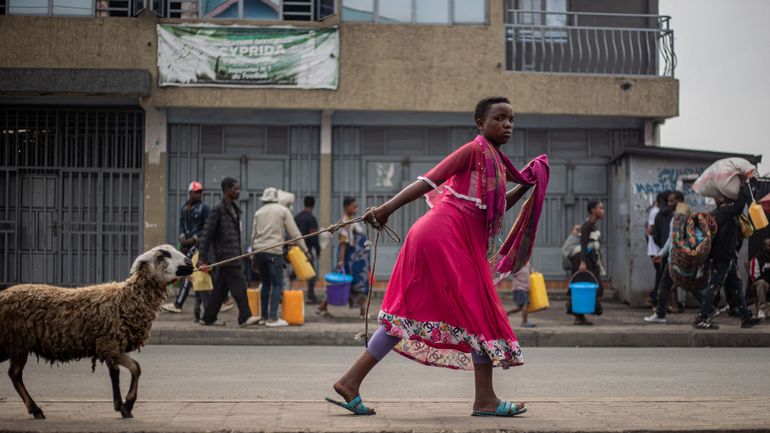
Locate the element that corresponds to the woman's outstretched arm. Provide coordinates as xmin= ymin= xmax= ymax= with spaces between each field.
xmin=506 ymin=184 xmax=531 ymax=210
xmin=369 ymin=180 xmax=433 ymax=226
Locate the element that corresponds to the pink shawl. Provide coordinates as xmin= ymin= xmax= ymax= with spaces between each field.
xmin=419 ymin=135 xmax=550 ymax=279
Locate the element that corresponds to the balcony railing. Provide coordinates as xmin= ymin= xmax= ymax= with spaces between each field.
xmin=504 ymin=10 xmax=676 ymax=77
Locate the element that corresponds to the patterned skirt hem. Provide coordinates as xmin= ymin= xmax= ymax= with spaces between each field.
xmin=379 ymin=310 xmax=524 ymax=371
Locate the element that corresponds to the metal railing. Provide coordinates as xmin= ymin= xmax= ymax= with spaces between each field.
xmin=504 ymin=9 xmax=676 ymax=77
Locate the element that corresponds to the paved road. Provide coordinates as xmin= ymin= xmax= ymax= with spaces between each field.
xmin=1 ymin=346 xmax=769 ymax=432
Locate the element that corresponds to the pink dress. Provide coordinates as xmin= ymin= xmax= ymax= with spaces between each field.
xmin=379 ymin=135 xmax=527 ymax=370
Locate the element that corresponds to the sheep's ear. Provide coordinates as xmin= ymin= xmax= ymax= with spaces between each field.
xmin=130 ymin=251 xmax=153 ymax=274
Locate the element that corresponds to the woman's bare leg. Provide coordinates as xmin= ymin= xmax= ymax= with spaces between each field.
xmin=473 ymin=362 xmax=525 ymax=412
xmin=333 ymin=352 xmax=379 ymax=407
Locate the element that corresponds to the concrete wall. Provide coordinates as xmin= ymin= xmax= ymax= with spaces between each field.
xmin=613 ymin=155 xmax=714 ymax=305
xmin=0 ymin=0 xmax=678 ymax=117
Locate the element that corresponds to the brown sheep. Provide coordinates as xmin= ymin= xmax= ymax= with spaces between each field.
xmin=0 ymin=244 xmax=193 ymax=420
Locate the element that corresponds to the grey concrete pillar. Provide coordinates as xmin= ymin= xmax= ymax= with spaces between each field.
xmin=142 ymin=104 xmax=168 ymax=251
xmin=319 ymin=110 xmax=334 ymax=275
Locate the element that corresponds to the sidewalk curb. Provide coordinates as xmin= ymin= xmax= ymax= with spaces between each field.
xmin=2 ymin=429 xmax=770 ymax=433
xmin=146 ymin=328 xmax=770 ymax=347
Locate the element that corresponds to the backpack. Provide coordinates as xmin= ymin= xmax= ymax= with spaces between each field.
xmin=560 ymin=233 xmax=580 ymax=270
xmin=669 ymin=212 xmax=717 ymax=292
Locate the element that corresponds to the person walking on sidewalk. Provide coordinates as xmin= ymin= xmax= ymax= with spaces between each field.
xmin=645 ymin=192 xmax=667 ymax=307
xmin=198 ymin=178 xmax=260 ymax=328
xmin=295 ymin=196 xmax=322 ymax=304
xmin=506 ymin=261 xmax=536 ymax=328
xmin=749 ymin=237 xmax=770 ymax=319
xmin=694 ymin=176 xmax=762 ymax=329
xmin=317 ymin=197 xmax=371 ymax=319
xmin=566 ymin=200 xmax=605 ymax=326
xmin=251 ymin=187 xmax=309 ymax=328
xmin=645 ymin=200 xmax=689 ymax=324
xmin=162 ymin=181 xmax=210 ymax=314
xmin=325 ymin=97 xmax=549 ymax=417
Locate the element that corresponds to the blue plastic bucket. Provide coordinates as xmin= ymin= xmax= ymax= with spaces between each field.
xmin=325 ymin=272 xmax=353 ymax=306
xmin=570 ymin=281 xmax=599 ymax=314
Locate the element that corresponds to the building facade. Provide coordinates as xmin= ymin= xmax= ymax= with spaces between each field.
xmin=1 ymin=0 xmax=685 ymax=304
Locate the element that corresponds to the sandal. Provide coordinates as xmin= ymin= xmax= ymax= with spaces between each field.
xmin=472 ymin=400 xmax=527 ymax=417
xmin=522 ymin=322 xmax=536 ymax=328
xmin=325 ymin=395 xmax=376 ymax=415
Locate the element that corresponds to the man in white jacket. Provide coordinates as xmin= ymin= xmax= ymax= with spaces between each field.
xmin=251 ymin=187 xmax=309 ymax=327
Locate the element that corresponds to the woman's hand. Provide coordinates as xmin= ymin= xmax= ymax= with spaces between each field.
xmin=578 ymin=261 xmax=587 ymax=272
xmin=365 ymin=205 xmax=390 ymax=228
xmin=336 ymin=259 xmax=344 ymax=270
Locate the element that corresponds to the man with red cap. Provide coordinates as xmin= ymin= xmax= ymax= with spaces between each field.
xmin=162 ymin=181 xmax=212 ymax=318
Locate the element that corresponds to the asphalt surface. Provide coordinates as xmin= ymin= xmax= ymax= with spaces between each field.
xmin=5 ymin=346 xmax=770 ymax=400
xmin=1 ymin=346 xmax=769 ymax=432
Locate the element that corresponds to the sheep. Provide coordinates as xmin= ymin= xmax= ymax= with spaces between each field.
xmin=0 ymin=244 xmax=193 ymax=420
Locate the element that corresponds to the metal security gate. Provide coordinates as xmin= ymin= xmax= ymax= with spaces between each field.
xmin=167 ymin=124 xmax=319 ymax=247
xmin=0 ymin=107 xmax=144 ymax=287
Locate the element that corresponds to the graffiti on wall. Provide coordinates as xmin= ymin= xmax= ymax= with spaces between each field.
xmin=634 ymin=167 xmax=713 ymax=211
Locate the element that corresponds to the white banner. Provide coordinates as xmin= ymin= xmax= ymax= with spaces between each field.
xmin=157 ymin=24 xmax=339 ymax=89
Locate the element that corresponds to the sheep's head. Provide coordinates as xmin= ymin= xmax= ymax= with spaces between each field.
xmin=130 ymin=244 xmax=194 ymax=283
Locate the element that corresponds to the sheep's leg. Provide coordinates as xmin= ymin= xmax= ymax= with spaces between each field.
xmin=117 ymin=353 xmax=141 ymax=418
xmin=8 ymin=353 xmax=45 ymax=419
xmin=107 ymin=361 xmax=123 ymax=412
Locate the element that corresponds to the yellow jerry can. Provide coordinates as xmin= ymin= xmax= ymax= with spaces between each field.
xmin=527 ymin=271 xmax=550 ymax=313
xmin=281 ymin=290 xmax=305 ymax=326
xmin=247 ymin=288 xmax=260 ymax=318
xmin=191 ymin=251 xmax=213 ymax=292
xmin=287 ymin=246 xmax=316 ymax=281
xmin=749 ymin=202 xmax=769 ymax=230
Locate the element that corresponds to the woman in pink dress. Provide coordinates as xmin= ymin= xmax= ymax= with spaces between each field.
xmin=326 ymin=97 xmax=549 ymax=417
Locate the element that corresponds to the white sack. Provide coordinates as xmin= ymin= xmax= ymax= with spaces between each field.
xmin=693 ymin=157 xmax=756 ymax=200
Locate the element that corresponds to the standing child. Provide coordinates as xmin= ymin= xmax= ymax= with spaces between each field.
xmin=507 ymin=261 xmax=536 ymax=328
xmin=325 ymin=96 xmax=549 ymax=417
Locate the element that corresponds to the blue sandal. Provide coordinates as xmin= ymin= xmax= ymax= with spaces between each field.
xmin=472 ymin=400 xmax=527 ymax=417
xmin=325 ymin=395 xmax=376 ymax=415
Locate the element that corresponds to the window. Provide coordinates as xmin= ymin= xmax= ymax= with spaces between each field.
xmin=416 ymin=0 xmax=449 ymax=24
xmin=10 ymin=0 xmax=95 ymax=15
xmin=378 ymin=0 xmax=410 ymax=23
xmin=513 ymin=0 xmax=567 ymax=42
xmin=7 ymin=0 xmax=139 ymax=16
xmin=453 ymin=0 xmax=485 ymax=24
xmin=317 ymin=0 xmax=334 ymax=20
xmin=54 ymin=0 xmax=94 ymax=15
xmin=201 ymin=0 xmax=279 ymax=19
xmin=342 ymin=0 xmax=487 ymax=25
xmin=516 ymin=0 xmax=566 ymax=26
xmin=9 ymin=0 xmax=48 ymax=15
xmin=341 ymin=0 xmax=373 ymax=22
xmin=2 ymin=0 xmax=331 ymax=20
